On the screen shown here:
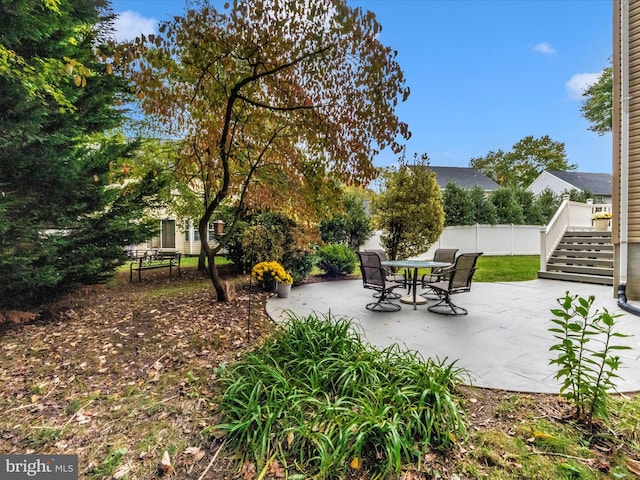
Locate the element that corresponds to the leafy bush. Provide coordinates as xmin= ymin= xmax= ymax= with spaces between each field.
xmin=210 ymin=313 xmax=467 ymax=479
xmin=549 ymin=292 xmax=631 ymax=423
xmin=316 ymin=243 xmax=357 ymax=276
xmin=281 ymin=247 xmax=315 ymax=285
xmin=224 ymin=219 xmax=250 ymax=273
xmin=227 ymin=212 xmax=312 ymax=281
xmin=319 ymin=192 xmax=372 ymax=249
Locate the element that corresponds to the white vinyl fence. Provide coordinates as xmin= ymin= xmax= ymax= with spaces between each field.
xmin=361 ymin=224 xmax=542 ymax=259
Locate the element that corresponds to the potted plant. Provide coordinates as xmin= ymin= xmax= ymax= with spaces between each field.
xmin=275 ymin=271 xmax=293 ymax=298
xmin=591 ymin=211 xmax=612 ymax=231
xmin=252 ymin=261 xmax=287 ymax=292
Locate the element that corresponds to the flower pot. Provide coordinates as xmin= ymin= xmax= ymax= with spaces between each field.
xmin=277 ymin=283 xmax=292 ymax=298
xmin=593 ymin=218 xmax=610 ymax=231
xmin=262 ymin=278 xmax=277 ymax=292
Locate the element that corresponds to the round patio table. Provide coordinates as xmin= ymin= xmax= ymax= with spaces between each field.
xmin=381 ymin=259 xmax=450 ymax=310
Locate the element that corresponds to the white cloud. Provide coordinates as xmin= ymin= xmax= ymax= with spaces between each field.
xmin=113 ymin=11 xmax=157 ymax=42
xmin=533 ymin=42 xmax=557 ymax=55
xmin=565 ymin=72 xmax=601 ymax=100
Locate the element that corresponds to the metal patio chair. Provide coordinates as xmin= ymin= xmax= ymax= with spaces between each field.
xmin=357 ymin=251 xmax=405 ymax=312
xmin=423 ymin=252 xmax=483 ymax=316
xmin=364 ymin=249 xmax=407 ymax=288
xmin=421 ymin=248 xmax=458 ymax=286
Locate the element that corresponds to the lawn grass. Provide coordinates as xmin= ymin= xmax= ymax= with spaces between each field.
xmin=400 ymin=255 xmax=540 ymax=284
xmin=474 ymin=255 xmax=539 ymax=282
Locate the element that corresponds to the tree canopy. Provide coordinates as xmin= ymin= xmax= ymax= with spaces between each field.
xmin=470 ymin=135 xmax=575 ymax=188
xmin=581 ymin=64 xmax=612 ymax=136
xmin=119 ymin=0 xmax=410 ymax=300
xmin=372 ymin=153 xmax=444 ymax=260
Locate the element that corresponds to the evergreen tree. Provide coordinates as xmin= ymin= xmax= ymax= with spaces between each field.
xmin=489 ymin=187 xmax=525 ymax=224
xmin=534 ymin=188 xmax=561 ymax=224
xmin=442 ymin=181 xmax=475 ymax=226
xmin=0 ymin=0 xmax=166 ymax=308
xmin=469 ymin=185 xmax=498 ymax=225
xmin=515 ymin=187 xmax=545 ymax=225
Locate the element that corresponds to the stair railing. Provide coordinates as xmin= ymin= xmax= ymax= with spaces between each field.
xmin=539 ymin=200 xmax=597 ymax=272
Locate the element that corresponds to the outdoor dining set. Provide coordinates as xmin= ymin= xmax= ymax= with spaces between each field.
xmin=356 ymin=249 xmax=483 ymax=316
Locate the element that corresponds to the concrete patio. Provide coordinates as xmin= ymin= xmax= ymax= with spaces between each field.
xmin=266 ymin=279 xmax=640 ymax=393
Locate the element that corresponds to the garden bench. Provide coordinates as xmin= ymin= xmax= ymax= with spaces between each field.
xmin=130 ymin=251 xmax=181 ymax=282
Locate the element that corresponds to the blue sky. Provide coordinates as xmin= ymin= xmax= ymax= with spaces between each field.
xmin=110 ymin=0 xmax=613 ymax=173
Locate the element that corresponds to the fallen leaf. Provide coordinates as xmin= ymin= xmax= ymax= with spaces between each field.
xmin=184 ymin=446 xmax=205 ymax=462
xmin=533 ymin=429 xmax=553 ymax=439
xmin=268 ymin=459 xmax=286 ymax=477
xmin=113 ymin=464 xmax=130 ymax=479
xmin=240 ymin=461 xmax=255 ymax=480
xmin=159 ymin=450 xmax=174 ymax=475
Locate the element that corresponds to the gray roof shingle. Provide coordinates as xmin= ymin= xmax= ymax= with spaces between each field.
xmin=428 ymin=166 xmax=499 ymax=190
xmin=548 ymin=171 xmax=612 ymax=196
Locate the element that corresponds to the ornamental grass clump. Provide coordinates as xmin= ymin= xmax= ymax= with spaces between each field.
xmin=209 ymin=313 xmax=467 ymax=479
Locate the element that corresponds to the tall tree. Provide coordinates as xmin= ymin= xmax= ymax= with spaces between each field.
xmin=581 ymin=64 xmax=612 ymax=135
xmin=372 ymin=153 xmax=444 ymax=261
xmin=119 ymin=0 xmax=410 ymax=301
xmin=470 ymin=135 xmax=575 ymax=188
xmin=0 ymin=0 xmax=166 ymax=308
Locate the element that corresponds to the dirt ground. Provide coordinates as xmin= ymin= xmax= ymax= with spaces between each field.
xmin=0 ymin=267 xmax=635 ymax=479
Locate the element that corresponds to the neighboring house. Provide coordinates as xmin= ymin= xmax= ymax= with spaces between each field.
xmin=428 ymin=166 xmax=499 ymax=192
xmin=128 ymin=217 xmax=224 ymax=256
xmin=528 ymin=170 xmax=613 ymax=204
xmin=614 ymin=0 xmax=640 ymax=301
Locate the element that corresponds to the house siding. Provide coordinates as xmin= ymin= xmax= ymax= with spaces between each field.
xmin=528 ymin=171 xmax=575 ymax=196
xmin=628 ymin=1 xmax=640 ymax=242
xmin=614 ymin=0 xmax=640 ymax=299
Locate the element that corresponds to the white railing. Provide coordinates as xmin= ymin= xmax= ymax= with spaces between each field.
xmin=539 ymin=201 xmax=612 ymax=272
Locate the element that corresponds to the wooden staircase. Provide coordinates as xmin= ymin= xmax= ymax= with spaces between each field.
xmin=538 ymin=230 xmax=613 ymax=286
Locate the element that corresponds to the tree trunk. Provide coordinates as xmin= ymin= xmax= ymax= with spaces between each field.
xmin=207 ymin=250 xmax=227 ymax=301
xmin=198 ymin=245 xmax=207 ymax=272
xmin=199 ymin=220 xmax=228 ymax=302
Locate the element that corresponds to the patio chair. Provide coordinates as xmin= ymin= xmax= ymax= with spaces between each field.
xmin=357 ymin=251 xmax=405 ymax=312
xmin=421 ymin=248 xmax=459 ymax=286
xmin=364 ymin=249 xmax=407 ymax=286
xmin=423 ymin=252 xmax=483 ymax=316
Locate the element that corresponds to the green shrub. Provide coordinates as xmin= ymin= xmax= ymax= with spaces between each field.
xmin=549 ymin=292 xmax=631 ymax=423
xmin=281 ymin=247 xmax=315 ymax=285
xmin=224 ymin=219 xmax=250 ymax=273
xmin=227 ymin=212 xmax=309 ymax=276
xmin=210 ymin=313 xmax=467 ymax=479
xmin=316 ymin=243 xmax=357 ymax=276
